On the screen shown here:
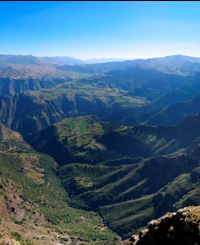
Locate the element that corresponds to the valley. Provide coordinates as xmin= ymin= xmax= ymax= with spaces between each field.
xmin=0 ymin=54 xmax=200 ymax=243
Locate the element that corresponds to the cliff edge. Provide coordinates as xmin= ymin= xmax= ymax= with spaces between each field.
xmin=124 ymin=206 xmax=200 ymax=245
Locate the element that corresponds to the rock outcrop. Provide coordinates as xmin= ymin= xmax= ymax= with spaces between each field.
xmin=124 ymin=206 xmax=200 ymax=245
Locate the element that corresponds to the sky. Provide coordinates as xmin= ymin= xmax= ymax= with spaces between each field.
xmin=1 ymin=1 xmax=200 ymax=60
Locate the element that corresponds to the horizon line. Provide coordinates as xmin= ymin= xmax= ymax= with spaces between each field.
xmin=0 ymin=53 xmax=200 ymax=61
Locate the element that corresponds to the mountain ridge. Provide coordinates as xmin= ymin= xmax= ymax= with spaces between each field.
xmin=25 ymin=114 xmax=200 ymax=238
xmin=1 ymin=53 xmax=200 ymax=241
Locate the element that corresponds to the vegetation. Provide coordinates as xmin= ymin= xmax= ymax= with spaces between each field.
xmin=25 ymin=113 xmax=200 ymax=238
xmin=1 ymin=54 xmax=200 ymax=242
xmin=0 ymin=124 xmax=119 ymax=244
xmin=124 ymin=206 xmax=200 ymax=245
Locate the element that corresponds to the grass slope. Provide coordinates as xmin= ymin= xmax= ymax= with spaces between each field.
xmin=0 ymin=123 xmax=119 ymax=244
xmin=26 ymin=114 xmax=200 ymax=238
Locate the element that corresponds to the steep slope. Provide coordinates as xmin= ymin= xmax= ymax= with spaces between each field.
xmin=0 ymin=77 xmax=149 ymax=136
xmin=25 ymin=115 xmax=120 ymax=165
xmin=0 ymin=56 xmax=198 ymax=135
xmin=0 ymin=123 xmax=119 ymax=244
xmin=0 ymin=67 xmax=193 ymax=137
xmin=0 ymin=54 xmax=91 ymax=94
xmin=147 ymin=94 xmax=200 ymax=126
xmin=2 ymin=54 xmax=200 ymax=241
xmin=25 ymin=114 xmax=200 ymax=238
xmin=124 ymin=206 xmax=200 ymax=245
xmin=0 ymin=77 xmax=71 ymax=96
xmin=118 ymin=73 xmax=200 ymax=126
xmin=26 ymin=114 xmax=200 ymax=165
xmin=58 ymin=153 xmax=198 ymax=239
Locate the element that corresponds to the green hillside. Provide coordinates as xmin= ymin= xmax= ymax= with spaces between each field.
xmin=25 ymin=114 xmax=200 ymax=238
xmin=0 ymin=78 xmax=147 ymax=136
xmin=0 ymin=60 xmax=195 ymax=137
xmin=26 ymin=114 xmax=200 ymax=165
xmin=0 ymin=123 xmax=119 ymax=244
xmin=1 ymin=55 xmax=200 ymax=242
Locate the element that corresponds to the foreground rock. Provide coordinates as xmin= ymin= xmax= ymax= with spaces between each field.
xmin=124 ymin=206 xmax=200 ymax=245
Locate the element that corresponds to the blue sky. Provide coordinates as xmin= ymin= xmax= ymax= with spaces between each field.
xmin=1 ymin=1 xmax=200 ymax=59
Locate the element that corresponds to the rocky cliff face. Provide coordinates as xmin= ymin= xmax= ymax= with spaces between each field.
xmin=124 ymin=206 xmax=200 ymax=245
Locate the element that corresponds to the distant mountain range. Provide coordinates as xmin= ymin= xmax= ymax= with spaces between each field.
xmin=0 ymin=54 xmax=85 ymax=65
xmin=0 ymin=54 xmax=127 ymax=66
xmin=84 ymin=58 xmax=127 ymax=64
xmin=1 ymin=53 xmax=200 ymax=67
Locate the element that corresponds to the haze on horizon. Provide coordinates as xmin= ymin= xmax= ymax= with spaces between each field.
xmin=1 ymin=1 xmax=200 ymax=60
